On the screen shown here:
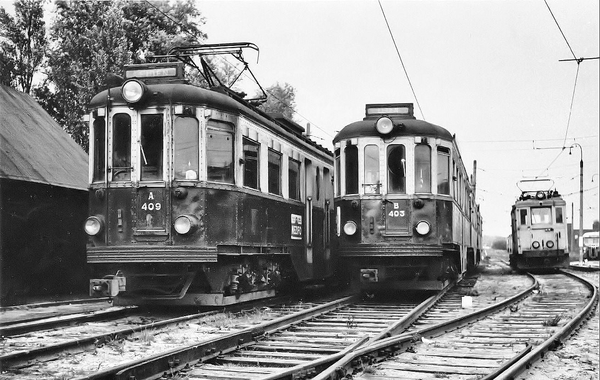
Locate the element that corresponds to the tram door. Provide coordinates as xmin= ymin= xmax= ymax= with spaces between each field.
xmin=133 ymin=114 xmax=169 ymax=242
xmin=305 ymin=159 xmax=314 ymax=266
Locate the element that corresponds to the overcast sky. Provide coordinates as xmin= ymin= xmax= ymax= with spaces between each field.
xmin=1 ymin=0 xmax=597 ymax=237
xmin=198 ymin=0 xmax=599 ymax=237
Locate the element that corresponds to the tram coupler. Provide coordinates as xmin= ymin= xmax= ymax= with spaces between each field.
xmin=89 ymin=273 xmax=126 ymax=297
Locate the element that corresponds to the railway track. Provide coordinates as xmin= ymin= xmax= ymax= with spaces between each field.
xmin=313 ymin=270 xmax=598 ymax=380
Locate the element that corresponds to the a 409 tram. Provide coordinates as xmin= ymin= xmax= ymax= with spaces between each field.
xmin=333 ymin=103 xmax=482 ymax=291
xmin=509 ymin=179 xmax=569 ymax=270
xmin=83 ymin=43 xmax=334 ymax=306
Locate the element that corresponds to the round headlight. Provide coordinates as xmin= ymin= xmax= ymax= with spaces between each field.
xmin=532 ymin=241 xmax=541 ymax=249
xmin=546 ymin=240 xmax=554 ymax=248
xmin=174 ymin=215 xmax=197 ymax=235
xmin=375 ymin=117 xmax=394 ymax=135
xmin=343 ymin=221 xmax=358 ymax=236
xmin=121 ymin=80 xmax=145 ymax=103
xmin=84 ymin=216 xmax=103 ymax=236
xmin=415 ymin=220 xmax=431 ymax=236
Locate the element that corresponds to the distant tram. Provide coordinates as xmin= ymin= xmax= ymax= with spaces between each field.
xmin=509 ymin=179 xmax=569 ymax=270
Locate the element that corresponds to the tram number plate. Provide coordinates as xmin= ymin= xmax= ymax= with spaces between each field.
xmin=386 ymin=201 xmax=409 ymax=232
xmin=137 ymin=189 xmax=166 ymax=230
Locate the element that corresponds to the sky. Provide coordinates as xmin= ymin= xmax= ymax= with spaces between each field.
xmin=1 ymin=0 xmax=598 ymax=237
xmin=196 ymin=0 xmax=599 ymax=237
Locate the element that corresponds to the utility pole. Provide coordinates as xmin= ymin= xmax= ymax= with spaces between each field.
xmin=570 ymin=143 xmax=584 ymax=264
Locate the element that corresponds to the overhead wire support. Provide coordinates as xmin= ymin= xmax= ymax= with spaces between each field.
xmin=377 ymin=0 xmax=425 ymax=120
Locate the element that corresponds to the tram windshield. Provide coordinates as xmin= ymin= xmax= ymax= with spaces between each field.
xmin=364 ymin=144 xmax=380 ymax=194
xmin=112 ymin=113 xmax=131 ymax=181
xmin=140 ymin=114 xmax=163 ymax=181
xmin=531 ymin=207 xmax=552 ymax=224
xmin=415 ymin=144 xmax=431 ymax=193
xmin=387 ymin=144 xmax=406 ymax=193
xmin=173 ymin=116 xmax=199 ymax=180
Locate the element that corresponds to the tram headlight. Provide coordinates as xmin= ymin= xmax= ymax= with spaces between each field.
xmin=532 ymin=241 xmax=541 ymax=249
xmin=174 ymin=215 xmax=198 ymax=235
xmin=121 ymin=79 xmax=146 ymax=103
xmin=375 ymin=116 xmax=394 ymax=135
xmin=415 ymin=220 xmax=431 ymax=236
xmin=343 ymin=221 xmax=358 ymax=236
xmin=84 ymin=216 xmax=104 ymax=236
xmin=546 ymin=240 xmax=555 ymax=248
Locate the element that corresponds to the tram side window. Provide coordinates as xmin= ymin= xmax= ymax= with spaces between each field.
xmin=556 ymin=207 xmax=564 ymax=223
xmin=531 ymin=207 xmax=552 ymax=224
xmin=415 ymin=144 xmax=431 ymax=193
xmin=112 ymin=113 xmax=131 ymax=181
xmin=387 ymin=144 xmax=406 ymax=194
xmin=207 ymin=121 xmax=234 ymax=183
xmin=519 ymin=209 xmax=528 ymax=225
xmin=289 ymin=158 xmax=301 ymax=200
xmin=93 ymin=117 xmax=105 ymax=182
xmin=364 ymin=144 xmax=380 ymax=194
xmin=173 ymin=117 xmax=199 ymax=180
xmin=268 ymin=149 xmax=282 ymax=195
xmin=345 ymin=145 xmax=358 ymax=194
xmin=437 ymin=147 xmax=450 ymax=195
xmin=243 ymin=138 xmax=259 ymax=189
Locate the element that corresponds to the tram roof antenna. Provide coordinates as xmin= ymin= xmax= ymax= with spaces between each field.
xmin=165 ymin=42 xmax=268 ymax=104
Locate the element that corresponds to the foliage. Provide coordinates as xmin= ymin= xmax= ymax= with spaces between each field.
xmin=257 ymin=82 xmax=297 ymax=120
xmin=41 ymin=0 xmax=206 ymax=151
xmin=0 ymin=0 xmax=47 ymax=94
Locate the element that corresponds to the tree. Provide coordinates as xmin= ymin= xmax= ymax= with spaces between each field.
xmin=41 ymin=0 xmax=206 ymax=151
xmin=257 ymin=82 xmax=297 ymax=120
xmin=0 ymin=0 xmax=47 ymax=94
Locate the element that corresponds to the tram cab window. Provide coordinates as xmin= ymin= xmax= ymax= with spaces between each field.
xmin=345 ymin=145 xmax=358 ymax=194
xmin=289 ymin=158 xmax=301 ymax=200
xmin=243 ymin=138 xmax=259 ymax=189
xmin=437 ymin=147 xmax=450 ymax=195
xmin=387 ymin=144 xmax=406 ymax=194
xmin=268 ymin=149 xmax=282 ymax=195
xmin=364 ymin=144 xmax=380 ymax=194
xmin=207 ymin=121 xmax=234 ymax=183
xmin=173 ymin=116 xmax=199 ymax=180
xmin=556 ymin=207 xmax=564 ymax=223
xmin=93 ymin=117 xmax=106 ymax=182
xmin=112 ymin=113 xmax=131 ymax=181
xmin=140 ymin=114 xmax=163 ymax=181
xmin=519 ymin=209 xmax=528 ymax=225
xmin=531 ymin=207 xmax=552 ymax=224
xmin=415 ymin=144 xmax=431 ymax=193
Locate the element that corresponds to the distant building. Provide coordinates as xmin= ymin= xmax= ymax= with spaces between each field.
xmin=0 ymin=85 xmax=89 ymax=305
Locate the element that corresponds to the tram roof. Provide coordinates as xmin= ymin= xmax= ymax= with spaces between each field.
xmin=333 ymin=118 xmax=453 ymax=144
xmin=90 ymin=83 xmax=331 ymax=159
xmin=0 ymin=85 xmax=88 ymax=190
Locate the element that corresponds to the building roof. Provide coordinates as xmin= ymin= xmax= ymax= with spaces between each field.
xmin=0 ymin=85 xmax=88 ymax=190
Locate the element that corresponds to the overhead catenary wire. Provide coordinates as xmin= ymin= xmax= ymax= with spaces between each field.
xmin=377 ymin=0 xmax=425 ymax=120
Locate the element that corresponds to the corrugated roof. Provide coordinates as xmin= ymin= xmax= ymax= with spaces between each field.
xmin=0 ymin=85 xmax=88 ymax=190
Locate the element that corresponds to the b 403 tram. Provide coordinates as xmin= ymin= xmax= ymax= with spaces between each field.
xmin=83 ymin=44 xmax=334 ymax=306
xmin=509 ymin=179 xmax=569 ymax=270
xmin=333 ymin=103 xmax=482 ymax=291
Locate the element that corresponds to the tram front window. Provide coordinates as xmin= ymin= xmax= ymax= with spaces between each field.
xmin=415 ymin=144 xmax=431 ymax=193
xmin=531 ymin=207 xmax=552 ymax=224
xmin=387 ymin=145 xmax=406 ymax=194
xmin=112 ymin=113 xmax=131 ymax=181
xmin=140 ymin=114 xmax=163 ymax=181
xmin=364 ymin=144 xmax=380 ymax=194
xmin=174 ymin=117 xmax=199 ymax=180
